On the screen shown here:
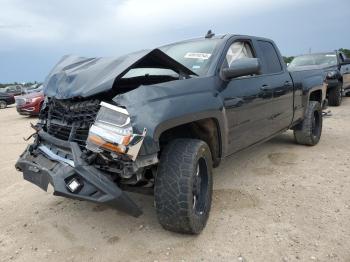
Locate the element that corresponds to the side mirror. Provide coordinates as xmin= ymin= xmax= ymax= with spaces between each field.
xmin=340 ymin=58 xmax=350 ymax=66
xmin=221 ymin=58 xmax=261 ymax=80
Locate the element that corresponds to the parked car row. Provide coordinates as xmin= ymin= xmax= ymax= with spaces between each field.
xmin=0 ymin=84 xmax=44 ymax=116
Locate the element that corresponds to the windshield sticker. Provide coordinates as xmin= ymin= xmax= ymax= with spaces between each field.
xmin=184 ymin=52 xmax=212 ymax=60
xmin=192 ymin=65 xmax=201 ymax=69
xmin=325 ymin=54 xmax=336 ymax=57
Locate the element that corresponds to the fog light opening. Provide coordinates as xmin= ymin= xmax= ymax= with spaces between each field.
xmin=66 ymin=178 xmax=83 ymax=193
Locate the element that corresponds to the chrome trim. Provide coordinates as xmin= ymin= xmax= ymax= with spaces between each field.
xmin=38 ymin=145 xmax=75 ymax=167
xmin=128 ymin=128 xmax=147 ymax=161
xmin=98 ymin=118 xmax=131 ymax=128
xmin=22 ymin=107 xmax=35 ymax=112
xmin=100 ymin=102 xmax=129 ymax=115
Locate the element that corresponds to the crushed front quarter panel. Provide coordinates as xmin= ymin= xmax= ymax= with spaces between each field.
xmin=113 ymin=76 xmax=227 ymax=157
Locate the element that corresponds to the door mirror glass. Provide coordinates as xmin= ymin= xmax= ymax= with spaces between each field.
xmin=221 ymin=58 xmax=261 ymax=80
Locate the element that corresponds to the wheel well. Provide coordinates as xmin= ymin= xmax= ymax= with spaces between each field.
xmin=309 ymin=90 xmax=322 ymax=103
xmin=158 ymin=118 xmax=221 ymax=167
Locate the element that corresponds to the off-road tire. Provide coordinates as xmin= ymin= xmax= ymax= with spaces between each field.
xmin=328 ymin=83 xmax=342 ymax=106
xmin=294 ymin=101 xmax=322 ymax=146
xmin=155 ymin=139 xmax=213 ymax=234
xmin=0 ymin=100 xmax=7 ymax=109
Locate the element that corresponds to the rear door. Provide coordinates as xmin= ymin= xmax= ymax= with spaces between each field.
xmin=254 ymin=40 xmax=294 ymax=133
xmin=220 ymin=39 xmax=275 ymax=154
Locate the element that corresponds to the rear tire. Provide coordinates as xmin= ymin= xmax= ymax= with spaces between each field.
xmin=0 ymin=100 xmax=7 ymax=109
xmin=155 ymin=139 xmax=213 ymax=234
xmin=328 ymin=83 xmax=342 ymax=106
xmin=294 ymin=101 xmax=322 ymax=146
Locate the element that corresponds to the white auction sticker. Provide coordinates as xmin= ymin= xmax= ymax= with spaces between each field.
xmin=184 ymin=52 xmax=212 ymax=60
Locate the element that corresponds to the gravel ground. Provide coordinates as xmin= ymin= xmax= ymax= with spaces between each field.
xmin=0 ymin=99 xmax=350 ymax=262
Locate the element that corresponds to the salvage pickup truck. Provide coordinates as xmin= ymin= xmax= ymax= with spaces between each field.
xmin=16 ymin=33 xmax=326 ymax=234
xmin=289 ymin=51 xmax=350 ymax=106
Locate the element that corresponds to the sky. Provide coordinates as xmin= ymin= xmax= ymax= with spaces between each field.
xmin=0 ymin=0 xmax=349 ymax=83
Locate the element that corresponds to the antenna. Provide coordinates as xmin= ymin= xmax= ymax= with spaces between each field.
xmin=205 ymin=30 xmax=215 ymax=39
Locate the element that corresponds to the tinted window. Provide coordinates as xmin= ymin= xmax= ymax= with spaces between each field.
xmin=257 ymin=41 xmax=282 ymax=74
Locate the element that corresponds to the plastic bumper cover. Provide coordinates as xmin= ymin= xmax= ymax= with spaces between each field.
xmin=15 ymin=140 xmax=142 ymax=217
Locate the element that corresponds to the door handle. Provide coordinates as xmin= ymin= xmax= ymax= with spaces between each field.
xmin=260 ymin=84 xmax=270 ymax=91
xmin=224 ymin=97 xmax=243 ymax=108
xmin=284 ymin=81 xmax=292 ymax=87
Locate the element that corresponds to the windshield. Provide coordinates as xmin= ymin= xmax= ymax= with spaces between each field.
xmin=160 ymin=39 xmax=221 ymax=76
xmin=289 ymin=53 xmax=337 ymax=68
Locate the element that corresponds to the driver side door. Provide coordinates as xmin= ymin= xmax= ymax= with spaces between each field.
xmin=220 ymin=40 xmax=274 ymax=155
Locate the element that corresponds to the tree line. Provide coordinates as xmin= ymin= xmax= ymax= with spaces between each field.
xmin=0 ymin=81 xmax=40 ymax=89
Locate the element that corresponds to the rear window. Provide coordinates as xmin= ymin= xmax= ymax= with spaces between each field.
xmin=257 ymin=41 xmax=283 ymax=74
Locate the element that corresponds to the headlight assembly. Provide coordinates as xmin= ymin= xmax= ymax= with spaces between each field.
xmin=326 ymin=71 xmax=337 ymax=79
xmin=86 ymin=102 xmax=146 ymax=161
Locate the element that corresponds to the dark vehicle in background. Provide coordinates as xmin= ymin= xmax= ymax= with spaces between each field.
xmin=16 ymin=33 xmax=326 ymax=234
xmin=289 ymin=51 xmax=350 ymax=106
xmin=0 ymin=91 xmax=15 ymax=109
xmin=1 ymin=85 xmax=23 ymax=96
xmin=15 ymin=92 xmax=45 ymax=116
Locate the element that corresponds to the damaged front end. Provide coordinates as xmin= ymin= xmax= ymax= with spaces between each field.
xmin=15 ymin=99 xmax=153 ymax=216
xmin=15 ymin=48 xmax=196 ymax=216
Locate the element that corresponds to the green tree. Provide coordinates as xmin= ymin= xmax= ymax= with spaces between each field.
xmin=283 ymin=56 xmax=295 ymax=64
xmin=339 ymin=48 xmax=350 ymax=58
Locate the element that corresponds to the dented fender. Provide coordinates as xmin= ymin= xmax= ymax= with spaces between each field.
xmin=113 ymin=76 xmax=228 ymax=157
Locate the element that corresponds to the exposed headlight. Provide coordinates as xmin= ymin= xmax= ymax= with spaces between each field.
xmin=326 ymin=71 xmax=337 ymax=79
xmin=86 ymin=102 xmax=146 ymax=161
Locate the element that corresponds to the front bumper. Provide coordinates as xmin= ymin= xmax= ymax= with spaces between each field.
xmin=16 ymin=104 xmax=40 ymax=115
xmin=17 ymin=107 xmax=37 ymax=115
xmin=15 ymin=135 xmax=142 ymax=217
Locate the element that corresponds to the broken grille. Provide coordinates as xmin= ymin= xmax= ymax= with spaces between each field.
xmin=44 ymin=99 xmax=100 ymax=149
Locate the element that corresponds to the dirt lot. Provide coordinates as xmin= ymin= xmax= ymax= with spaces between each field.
xmin=0 ymin=99 xmax=350 ymax=262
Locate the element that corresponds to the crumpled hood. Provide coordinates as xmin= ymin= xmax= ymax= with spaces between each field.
xmin=43 ymin=49 xmax=196 ymax=99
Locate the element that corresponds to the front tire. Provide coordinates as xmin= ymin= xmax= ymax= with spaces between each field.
xmin=155 ymin=139 xmax=213 ymax=234
xmin=294 ymin=101 xmax=322 ymax=146
xmin=0 ymin=100 xmax=7 ymax=109
xmin=328 ymin=83 xmax=342 ymax=106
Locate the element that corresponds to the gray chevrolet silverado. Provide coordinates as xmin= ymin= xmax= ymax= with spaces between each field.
xmin=16 ymin=33 xmax=326 ymax=234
